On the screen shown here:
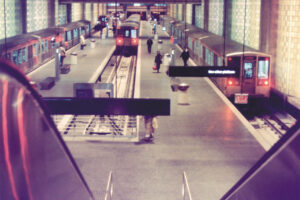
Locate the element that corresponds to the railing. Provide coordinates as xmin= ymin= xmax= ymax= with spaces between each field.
xmin=104 ymin=171 xmax=113 ymax=200
xmin=182 ymin=171 xmax=193 ymax=200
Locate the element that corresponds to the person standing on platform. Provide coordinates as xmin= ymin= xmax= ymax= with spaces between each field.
xmin=80 ymin=34 xmax=86 ymax=50
xmin=152 ymin=24 xmax=156 ymax=34
xmin=147 ymin=37 xmax=153 ymax=54
xmin=154 ymin=51 xmax=162 ymax=73
xmin=180 ymin=47 xmax=190 ymax=66
xmin=58 ymin=45 xmax=66 ymax=66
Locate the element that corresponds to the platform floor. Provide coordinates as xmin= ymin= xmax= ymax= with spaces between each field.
xmin=27 ymin=35 xmax=115 ymax=97
xmin=47 ymin=21 xmax=267 ymax=200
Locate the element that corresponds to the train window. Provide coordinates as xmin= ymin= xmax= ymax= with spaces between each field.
xmin=188 ymin=38 xmax=193 ymax=50
xmin=22 ymin=48 xmax=27 ymax=62
xmin=125 ymin=30 xmax=130 ymax=38
xmin=41 ymin=41 xmax=45 ymax=53
xmin=243 ymin=63 xmax=253 ymax=79
xmin=33 ymin=44 xmax=37 ymax=56
xmin=45 ymin=40 xmax=48 ymax=51
xmin=205 ymin=48 xmax=210 ymax=64
xmin=194 ymin=41 xmax=199 ymax=54
xmin=131 ymin=30 xmax=137 ymax=38
xmin=258 ymin=57 xmax=269 ymax=79
xmin=218 ymin=57 xmax=222 ymax=66
xmin=74 ymin=29 xmax=79 ymax=38
xmin=206 ymin=49 xmax=213 ymax=65
xmin=67 ymin=31 xmax=72 ymax=41
xmin=13 ymin=50 xmax=18 ymax=64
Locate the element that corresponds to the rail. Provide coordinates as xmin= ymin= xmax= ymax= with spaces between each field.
xmin=182 ymin=171 xmax=193 ymax=200
xmin=104 ymin=171 xmax=113 ymax=200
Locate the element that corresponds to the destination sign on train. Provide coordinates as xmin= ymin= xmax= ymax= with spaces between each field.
xmin=168 ymin=66 xmax=240 ymax=77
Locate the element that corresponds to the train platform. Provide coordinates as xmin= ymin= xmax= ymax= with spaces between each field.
xmin=60 ymin=21 xmax=267 ymax=200
xmin=27 ymin=35 xmax=115 ymax=97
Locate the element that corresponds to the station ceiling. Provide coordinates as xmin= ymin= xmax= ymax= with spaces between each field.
xmin=59 ymin=0 xmax=202 ymax=3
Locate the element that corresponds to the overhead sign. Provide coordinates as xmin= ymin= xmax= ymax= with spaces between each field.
xmin=168 ymin=66 xmax=240 ymax=78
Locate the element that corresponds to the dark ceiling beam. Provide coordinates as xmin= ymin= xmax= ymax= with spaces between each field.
xmin=59 ymin=0 xmax=202 ymax=3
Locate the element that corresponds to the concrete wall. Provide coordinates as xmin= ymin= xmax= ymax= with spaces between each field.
xmin=0 ymin=0 xmax=22 ymax=38
xmin=229 ymin=0 xmax=261 ymax=50
xmin=274 ymin=0 xmax=300 ymax=98
xmin=208 ymin=0 xmax=223 ymax=36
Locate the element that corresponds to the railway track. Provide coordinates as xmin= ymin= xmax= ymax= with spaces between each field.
xmin=52 ymin=53 xmax=138 ymax=141
xmin=249 ymin=112 xmax=296 ymax=148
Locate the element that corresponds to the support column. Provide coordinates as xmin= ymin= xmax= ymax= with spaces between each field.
xmin=67 ymin=4 xmax=72 ymax=23
xmin=20 ymin=0 xmax=27 ymax=33
xmin=82 ymin=2 xmax=85 ymax=20
xmin=204 ymin=0 xmax=209 ymax=31
xmin=260 ymin=0 xmax=272 ymax=52
xmin=48 ymin=0 xmax=55 ymax=27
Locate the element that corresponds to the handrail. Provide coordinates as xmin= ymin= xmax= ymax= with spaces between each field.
xmin=104 ymin=171 xmax=113 ymax=200
xmin=182 ymin=171 xmax=193 ymax=200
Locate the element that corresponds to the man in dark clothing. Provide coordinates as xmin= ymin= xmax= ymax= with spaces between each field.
xmin=180 ymin=48 xmax=190 ymax=66
xmin=154 ymin=51 xmax=162 ymax=73
xmin=146 ymin=38 xmax=153 ymax=53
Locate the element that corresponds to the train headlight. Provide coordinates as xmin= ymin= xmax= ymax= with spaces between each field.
xmin=131 ymin=38 xmax=138 ymax=45
xmin=116 ymin=37 xmax=123 ymax=45
xmin=228 ymin=80 xmax=233 ymax=86
xmin=264 ymin=80 xmax=269 ymax=86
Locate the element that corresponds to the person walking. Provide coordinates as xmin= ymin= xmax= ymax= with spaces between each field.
xmin=146 ymin=37 xmax=153 ymax=54
xmin=154 ymin=51 xmax=162 ymax=73
xmin=180 ymin=47 xmax=190 ymax=66
xmin=80 ymin=34 xmax=86 ymax=50
xmin=144 ymin=115 xmax=158 ymax=140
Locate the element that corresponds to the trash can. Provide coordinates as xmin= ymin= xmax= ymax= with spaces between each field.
xmin=170 ymin=77 xmax=181 ymax=92
xmin=177 ymin=83 xmax=189 ymax=105
xmin=91 ymin=39 xmax=96 ymax=48
xmin=70 ymin=52 xmax=77 ymax=64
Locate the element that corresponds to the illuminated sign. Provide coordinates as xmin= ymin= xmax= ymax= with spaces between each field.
xmin=168 ymin=66 xmax=240 ymax=77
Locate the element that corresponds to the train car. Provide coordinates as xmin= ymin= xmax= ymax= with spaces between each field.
xmin=115 ymin=14 xmax=141 ymax=55
xmin=0 ymin=20 xmax=91 ymax=74
xmin=162 ymin=16 xmax=271 ymax=104
xmin=60 ymin=20 xmax=91 ymax=50
xmin=188 ymin=33 xmax=271 ymax=103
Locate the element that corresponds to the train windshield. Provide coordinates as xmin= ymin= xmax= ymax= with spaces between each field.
xmin=243 ymin=62 xmax=253 ymax=79
xmin=258 ymin=57 xmax=269 ymax=79
xmin=131 ymin=30 xmax=137 ymax=38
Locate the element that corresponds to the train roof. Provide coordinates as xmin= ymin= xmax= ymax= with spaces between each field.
xmin=31 ymin=27 xmax=64 ymax=38
xmin=124 ymin=14 xmax=141 ymax=23
xmin=0 ymin=34 xmax=38 ymax=50
xmin=118 ymin=22 xmax=139 ymax=29
xmin=187 ymin=28 xmax=270 ymax=57
xmin=58 ymin=20 xmax=91 ymax=31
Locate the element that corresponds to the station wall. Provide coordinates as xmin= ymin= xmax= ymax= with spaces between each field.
xmin=0 ymin=1 xmax=107 ymax=40
xmin=0 ymin=0 xmax=22 ymax=38
xmin=208 ymin=0 xmax=223 ymax=36
xmin=275 ymin=0 xmax=300 ymax=98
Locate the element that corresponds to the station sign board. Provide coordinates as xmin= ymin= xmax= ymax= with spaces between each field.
xmin=168 ymin=66 xmax=240 ymax=78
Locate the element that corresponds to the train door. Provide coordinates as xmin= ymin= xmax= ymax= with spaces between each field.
xmin=241 ymin=56 xmax=256 ymax=94
xmin=28 ymin=45 xmax=33 ymax=69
